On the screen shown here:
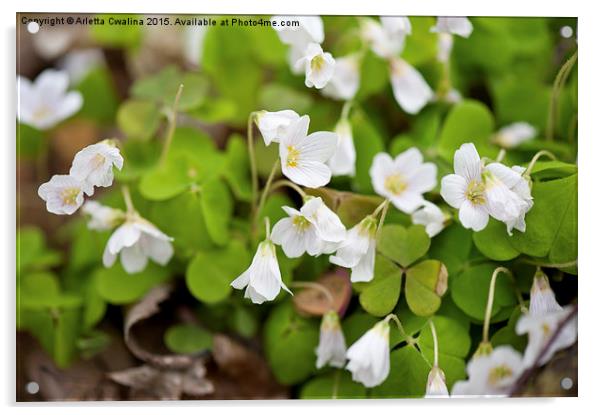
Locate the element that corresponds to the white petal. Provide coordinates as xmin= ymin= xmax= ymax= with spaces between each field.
xmin=389 ymin=191 xmax=425 ymax=214
xmin=458 ymin=200 xmax=489 ymax=231
xmin=142 ymin=235 xmax=174 ymax=265
xmin=321 ymin=55 xmax=360 ymax=101
xmin=440 ymin=174 xmax=468 ymax=208
xmin=120 ymin=245 xmax=149 ymax=274
xmin=231 ymin=269 xmax=250 ymax=289
xmin=282 ymin=160 xmax=332 ymax=188
xmin=301 ymin=197 xmax=346 ymax=242
xmin=390 ymin=58 xmax=433 ymax=114
xmin=297 ymin=131 xmax=338 ymax=163
xmin=431 ymin=17 xmax=473 ymax=38
xmin=350 ymin=239 xmax=376 ymax=282
xmin=454 ymin=143 xmax=482 ymax=181
xmin=35 ymin=69 xmax=70 ymax=97
xmin=256 ymin=110 xmax=300 ymax=145
xmin=406 ymin=163 xmax=437 ymax=193
xmin=369 ymin=152 xmax=396 ymax=195
xmin=107 ymin=223 xmax=141 ymax=254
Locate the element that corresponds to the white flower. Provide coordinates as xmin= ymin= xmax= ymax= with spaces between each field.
xmin=183 ymin=25 xmax=207 ymax=66
xmin=17 ymin=69 xmax=83 ymax=130
xmin=360 ymin=17 xmax=409 ymax=59
xmin=82 ymin=201 xmax=125 ymax=231
xmin=69 ymin=140 xmax=124 ymax=194
xmin=102 ymin=216 xmax=174 ymax=274
xmin=256 ymin=110 xmax=300 ymax=146
xmin=369 ymin=148 xmax=437 ymax=213
xmin=451 ymin=346 xmax=524 ymax=397
xmin=271 ymin=16 xmax=324 ymax=48
xmin=516 ymin=307 xmax=577 ymax=367
xmin=436 ymin=33 xmax=454 ymax=63
xmin=493 ymin=122 xmax=537 ymax=149
xmin=431 ymin=17 xmax=474 ymax=38
xmin=327 ymin=118 xmax=356 ymax=177
xmin=529 ymin=270 xmax=562 ymax=316
xmin=330 ymin=216 xmax=377 ymax=283
xmin=38 ymin=174 xmax=89 ymax=215
xmin=316 ymin=310 xmax=347 ymax=369
xmin=57 ymin=49 xmax=105 ymax=85
xmin=389 ymin=57 xmax=434 ymax=114
xmin=279 ymin=115 xmax=338 ymax=188
xmin=271 ymin=197 xmax=345 ymax=258
xmin=295 ymin=43 xmax=336 ymax=89
xmin=346 ymin=320 xmax=390 ymax=387
xmin=230 ymin=239 xmax=292 ymax=304
xmin=411 ymin=201 xmax=446 ymax=237
xmin=425 ymin=367 xmax=449 ymax=397
xmin=321 ymin=55 xmax=361 ymax=101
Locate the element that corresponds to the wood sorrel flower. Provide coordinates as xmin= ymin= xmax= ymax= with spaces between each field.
xmin=316 ymin=310 xmax=347 ymax=369
xmin=425 ymin=366 xmax=449 ymax=397
xmin=411 ymin=201 xmax=446 ymax=237
xmin=295 ymin=43 xmax=336 ymax=89
xmin=330 ymin=216 xmax=377 ymax=283
xmin=82 ymin=201 xmax=125 ymax=231
xmin=431 ymin=17 xmax=473 ymax=38
xmin=38 ymin=174 xmax=89 ymax=215
xmin=370 ymin=148 xmax=437 ymax=213
xmin=69 ymin=139 xmax=124 ymax=195
xmin=346 ymin=319 xmax=390 ymax=387
xmin=327 ymin=118 xmax=356 ymax=177
xmin=256 ymin=110 xmax=300 ymax=146
xmin=529 ymin=270 xmax=563 ymax=316
xmin=493 ymin=122 xmax=537 ymax=149
xmin=389 ymin=57 xmax=434 ymax=114
xmin=17 ymin=68 xmax=83 ymax=130
xmin=321 ymin=55 xmax=360 ymax=101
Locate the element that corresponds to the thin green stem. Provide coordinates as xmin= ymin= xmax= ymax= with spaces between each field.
xmin=289 ymin=281 xmax=335 ymax=309
xmin=524 ymin=150 xmax=557 ymax=177
xmin=269 ymin=179 xmax=306 ymax=199
xmin=248 ymin=112 xmax=259 ymax=217
xmin=253 ymin=160 xmax=280 ymax=237
xmin=264 ymin=217 xmax=271 ymax=239
xmin=495 ymin=148 xmax=507 ymax=163
xmin=428 ymin=320 xmax=439 ymax=368
xmin=385 ymin=313 xmax=414 ymax=345
xmin=376 ymin=199 xmax=390 ymax=239
xmin=482 ymin=267 xmax=512 ymax=343
xmin=121 ymin=185 xmax=135 ymax=214
xmin=522 ymin=258 xmax=578 ymax=269
xmin=546 ymin=50 xmax=577 ymax=141
xmin=160 ymin=84 xmax=184 ymax=165
xmin=332 ymin=369 xmax=341 ymax=399
xmin=341 ymin=101 xmax=354 ymax=120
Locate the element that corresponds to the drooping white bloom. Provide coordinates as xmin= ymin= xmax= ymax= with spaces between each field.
xmin=279 ymin=115 xmax=338 ymax=188
xmin=255 ymin=110 xmax=300 ymax=146
xmin=316 ymin=310 xmax=347 ymax=369
xmin=389 ymin=57 xmax=434 ymax=114
xmin=58 ymin=48 xmax=105 ymax=85
xmin=69 ymin=140 xmax=124 ymax=194
xmin=17 ymin=69 xmax=83 ymax=130
xmin=103 ymin=215 xmax=174 ymax=274
xmin=346 ymin=320 xmax=390 ymax=387
xmin=493 ymin=122 xmax=537 ymax=149
xmin=516 ymin=307 xmax=577 ymax=368
xmin=360 ymin=17 xmax=409 ymax=59
xmin=327 ymin=118 xmax=356 ymax=177
xmin=321 ymin=55 xmax=361 ymax=101
xmin=271 ymin=16 xmax=324 ymax=48
xmin=301 ymin=196 xmax=347 ymax=244
xmin=369 ymin=148 xmax=437 ymax=213
xmin=230 ymin=239 xmax=292 ymax=304
xmin=436 ymin=33 xmax=454 ymax=63
xmin=295 ymin=43 xmax=336 ymax=89
xmin=330 ymin=216 xmax=377 ymax=283
xmin=411 ymin=201 xmax=446 ymax=237
xmin=82 ymin=201 xmax=125 ymax=231
xmin=37 ymin=174 xmax=89 ymax=215
xmin=431 ymin=17 xmax=474 ymax=38
xmin=425 ymin=367 xmax=449 ymax=397
xmin=529 ymin=270 xmax=563 ymax=316
xmin=451 ymin=346 xmax=524 ymax=397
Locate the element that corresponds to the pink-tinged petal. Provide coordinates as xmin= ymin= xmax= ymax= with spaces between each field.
xmin=453 ymin=143 xmax=482 ymax=181
xmin=458 ymin=200 xmax=489 ymax=231
xmin=440 ymin=174 xmax=468 ymax=208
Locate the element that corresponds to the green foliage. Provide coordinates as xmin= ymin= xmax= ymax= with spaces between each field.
xmin=371 ymin=346 xmax=430 ymax=397
xmin=301 ymin=371 xmax=367 ymax=399
xmin=94 ymin=263 xmax=170 ymax=305
xmin=164 ymin=324 xmax=213 ymax=354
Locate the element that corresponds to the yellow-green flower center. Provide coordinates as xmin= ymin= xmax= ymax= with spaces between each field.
xmin=466 ymin=179 xmax=486 ymax=205
xmin=311 ymin=55 xmax=325 ymax=72
xmin=287 ymin=145 xmax=300 ymax=168
xmin=487 ymin=365 xmax=513 ymax=386
xmin=32 ymin=105 xmax=53 ymax=121
xmin=91 ymin=153 xmax=106 ymax=169
xmin=384 ymin=174 xmax=407 ymax=195
xmin=60 ymin=187 xmax=80 ymax=206
xmin=292 ymin=215 xmax=311 ymax=231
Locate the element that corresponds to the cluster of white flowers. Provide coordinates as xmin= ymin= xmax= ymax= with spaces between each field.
xmin=18 ymin=68 xmax=83 ymax=130
xmin=441 ymin=143 xmax=533 ymax=234
xmin=451 ymin=272 xmax=576 ymax=397
xmin=38 ymin=140 xmax=124 ymax=215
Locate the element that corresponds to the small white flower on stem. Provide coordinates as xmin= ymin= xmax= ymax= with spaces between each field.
xmin=369 ymin=148 xmax=437 ymax=213
xmin=103 ymin=216 xmax=174 ymax=274
xmin=316 ymin=310 xmax=347 ymax=369
xmin=451 ymin=346 xmax=524 ymax=397
xmin=346 ymin=320 xmax=390 ymax=387
xmin=271 ymin=16 xmax=324 ymax=48
xmin=82 ymin=201 xmax=125 ymax=231
xmin=271 ymin=206 xmax=325 ymax=258
xmin=322 ymin=55 xmax=361 ymax=101
xmin=256 ymin=110 xmax=300 ymax=146
xmin=17 ymin=69 xmax=83 ymax=130
xmin=231 ymin=239 xmax=291 ymax=304
xmin=425 ymin=366 xmax=449 ymax=397
xmin=301 ymin=196 xmax=347 ymax=244
xmin=279 ymin=115 xmax=338 ymax=188
xmin=411 ymin=201 xmax=446 ymax=237
xmin=436 ymin=33 xmax=454 ymax=63
xmin=380 ymin=16 xmax=412 ymax=38
xmin=69 ymin=140 xmax=124 ymax=195
xmin=360 ymin=17 xmax=409 ymax=59
xmin=58 ymin=49 xmax=105 ymax=85
xmin=389 ymin=57 xmax=434 ymax=114
xmin=327 ymin=118 xmax=356 ymax=177
xmin=431 ymin=17 xmax=474 ymax=38
xmin=330 ymin=216 xmax=377 ymax=283
xmin=529 ymin=270 xmax=562 ymax=316
xmin=493 ymin=122 xmax=537 ymax=149
xmin=295 ymin=43 xmax=336 ymax=89
xmin=516 ymin=307 xmax=577 ymax=367
xmin=38 ymin=174 xmax=89 ymax=215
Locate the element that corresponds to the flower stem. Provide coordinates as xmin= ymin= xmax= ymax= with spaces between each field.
xmin=385 ymin=313 xmax=414 ymax=345
xmin=269 ymin=179 xmax=306 ymax=199
xmin=247 ymin=112 xmax=259 ymax=217
xmin=546 ymin=50 xmax=577 ymax=141
xmin=482 ymin=267 xmax=512 ymax=343
xmin=524 ymin=150 xmax=557 ymax=177
xmin=495 ymin=148 xmax=507 ymax=163
xmin=253 ymin=160 xmax=280 ymax=238
xmin=341 ymin=101 xmax=354 ymax=120
xmin=121 ymin=185 xmax=135 ymax=214
xmin=290 ymin=281 xmax=335 ymax=309
xmin=264 ymin=216 xmax=271 ymax=239
xmin=160 ymin=84 xmax=184 ymax=165
xmin=428 ymin=319 xmax=439 ymax=368
xmin=376 ymin=199 xmax=390 ymax=239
